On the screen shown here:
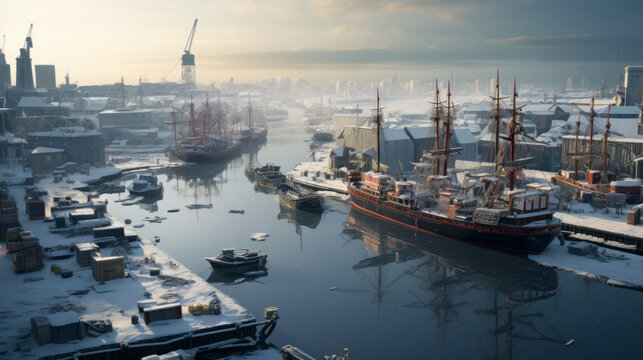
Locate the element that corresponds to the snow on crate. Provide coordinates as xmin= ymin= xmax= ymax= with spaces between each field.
xmin=0 ymin=184 xmax=254 ymax=358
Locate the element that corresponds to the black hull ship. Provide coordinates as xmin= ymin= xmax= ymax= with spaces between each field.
xmin=348 ymin=78 xmax=560 ymax=255
xmin=205 ymin=248 xmax=267 ymax=272
xmin=173 ymin=95 xmax=242 ymax=164
xmin=277 ymin=184 xmax=323 ymax=213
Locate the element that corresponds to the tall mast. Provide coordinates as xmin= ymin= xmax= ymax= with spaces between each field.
xmin=587 ymin=97 xmax=595 ymax=170
xmin=493 ymin=70 xmax=501 ymax=172
xmin=509 ymin=77 xmax=517 ymax=191
xmin=203 ymin=92 xmax=210 ymax=145
xmin=442 ymin=81 xmax=452 ymax=176
xmin=573 ymin=113 xmax=581 ymax=180
xmin=247 ymin=96 xmax=253 ymax=132
xmin=139 ymin=76 xmax=143 ymax=110
xmin=171 ymin=107 xmax=178 ymax=150
xmin=603 ymin=105 xmax=611 ymax=175
xmin=373 ymin=88 xmax=384 ymax=172
xmin=189 ymin=94 xmax=195 ymax=138
xmin=432 ymin=79 xmax=441 ymax=176
xmin=121 ymin=76 xmax=126 ymax=109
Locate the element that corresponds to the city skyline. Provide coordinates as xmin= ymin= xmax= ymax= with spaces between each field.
xmin=1 ymin=0 xmax=641 ymax=87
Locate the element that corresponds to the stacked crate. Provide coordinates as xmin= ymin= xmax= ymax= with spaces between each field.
xmin=75 ymin=242 xmax=100 ymax=267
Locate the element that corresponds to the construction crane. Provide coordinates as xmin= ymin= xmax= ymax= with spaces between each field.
xmin=181 ymin=19 xmax=198 ymax=85
xmin=16 ymin=24 xmax=34 ymax=89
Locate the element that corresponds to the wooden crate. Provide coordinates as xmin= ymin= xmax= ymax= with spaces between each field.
xmin=91 ymin=256 xmax=125 ymax=282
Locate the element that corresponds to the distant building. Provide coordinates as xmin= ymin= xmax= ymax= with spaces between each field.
xmin=35 ymin=65 xmax=56 ymax=89
xmin=28 ymin=147 xmax=72 ymax=176
xmin=98 ymin=109 xmax=153 ymax=129
xmin=332 ymin=113 xmax=371 ymax=140
xmin=624 ymin=66 xmax=643 ymax=107
xmin=26 ymin=127 xmax=104 ymax=166
xmin=0 ymin=48 xmax=10 ymax=96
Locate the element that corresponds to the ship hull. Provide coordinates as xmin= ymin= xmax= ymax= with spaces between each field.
xmin=349 ymin=188 xmax=559 ymax=255
xmin=176 ymin=143 xmax=242 ymax=163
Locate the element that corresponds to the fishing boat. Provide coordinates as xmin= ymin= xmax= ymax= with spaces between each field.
xmin=128 ymin=174 xmax=163 ymax=196
xmin=347 ymin=76 xmax=560 ymax=255
xmin=205 ymin=248 xmax=268 ymax=272
xmin=173 ymin=95 xmax=242 ymax=163
xmin=277 ymin=184 xmax=323 ymax=213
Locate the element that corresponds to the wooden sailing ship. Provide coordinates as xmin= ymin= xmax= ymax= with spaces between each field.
xmin=347 ymin=74 xmax=560 ymax=254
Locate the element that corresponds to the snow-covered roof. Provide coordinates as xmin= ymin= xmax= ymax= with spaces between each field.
xmin=404 ymin=126 xmax=436 ymax=139
xmin=462 ymin=103 xmax=489 ymax=112
xmin=83 ymin=97 xmax=109 ymax=111
xmin=29 ymin=126 xmax=100 ymax=137
xmin=596 ymin=105 xmax=640 ymax=117
xmin=17 ymin=97 xmax=55 ymax=108
xmin=382 ymin=128 xmax=410 ymax=142
xmin=453 ymin=127 xmax=476 ymax=144
xmin=31 ymin=146 xmax=65 ymax=154
xmin=330 ymin=146 xmax=346 ymax=157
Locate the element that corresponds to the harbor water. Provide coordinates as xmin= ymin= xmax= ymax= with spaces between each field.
xmin=103 ymin=108 xmax=643 ymax=359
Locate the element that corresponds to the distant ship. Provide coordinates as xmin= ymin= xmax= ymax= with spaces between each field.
xmin=174 ymin=95 xmax=242 ymax=163
xmin=553 ymin=100 xmax=641 ymax=203
xmin=347 ymin=75 xmax=560 ymax=255
xmin=235 ymin=98 xmax=267 ymax=143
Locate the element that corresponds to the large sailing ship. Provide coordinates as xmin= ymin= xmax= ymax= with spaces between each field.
xmin=347 ymin=74 xmax=560 ymax=254
xmin=236 ymin=98 xmax=268 ymax=143
xmin=174 ymin=95 xmax=242 ymax=163
xmin=553 ymin=100 xmax=641 ymax=202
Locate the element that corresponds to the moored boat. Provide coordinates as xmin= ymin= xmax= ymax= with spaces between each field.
xmin=128 ymin=174 xmax=163 ymax=196
xmin=277 ymin=184 xmax=323 ymax=213
xmin=205 ymin=248 xmax=268 ymax=272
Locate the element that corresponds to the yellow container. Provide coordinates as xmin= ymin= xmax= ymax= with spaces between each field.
xmin=54 ymin=266 xmax=61 ymax=275
xmin=50 ymin=264 xmax=57 ymax=272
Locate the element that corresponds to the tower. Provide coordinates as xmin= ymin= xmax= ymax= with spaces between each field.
xmin=16 ymin=24 xmax=34 ymax=89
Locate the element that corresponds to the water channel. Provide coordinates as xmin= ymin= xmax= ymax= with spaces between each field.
xmin=103 ymin=108 xmax=643 ymax=359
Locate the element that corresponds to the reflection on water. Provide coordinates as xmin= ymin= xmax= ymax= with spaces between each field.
xmin=102 ymin=107 xmax=643 ymax=360
xmin=346 ymin=209 xmax=561 ymax=359
xmin=207 ymin=269 xmax=269 ymax=286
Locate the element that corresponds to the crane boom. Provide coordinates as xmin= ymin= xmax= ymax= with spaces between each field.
xmin=24 ymin=23 xmax=33 ymax=49
xmin=184 ymin=19 xmax=198 ymax=54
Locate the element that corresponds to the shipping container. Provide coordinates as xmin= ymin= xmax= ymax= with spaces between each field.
xmin=12 ymin=245 xmax=44 ymax=273
xmin=93 ymin=226 xmax=125 ymax=239
xmin=143 ymin=303 xmax=182 ymax=324
xmin=31 ymin=316 xmax=51 ymax=346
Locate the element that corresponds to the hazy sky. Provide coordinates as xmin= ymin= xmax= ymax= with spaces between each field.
xmin=0 ymin=0 xmax=641 ymax=87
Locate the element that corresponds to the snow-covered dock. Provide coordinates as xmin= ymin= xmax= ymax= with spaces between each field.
xmin=554 ymin=202 xmax=643 ymax=254
xmin=288 ymin=144 xmax=348 ymax=195
xmin=0 ymin=184 xmax=259 ymax=359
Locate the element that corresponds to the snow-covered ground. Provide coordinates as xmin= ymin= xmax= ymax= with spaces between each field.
xmin=0 ymin=181 xmax=254 ymax=358
xmin=531 ymin=240 xmax=643 ymax=290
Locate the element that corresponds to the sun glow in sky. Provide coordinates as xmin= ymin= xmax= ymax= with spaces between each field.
xmin=1 ymin=0 xmax=641 ymax=86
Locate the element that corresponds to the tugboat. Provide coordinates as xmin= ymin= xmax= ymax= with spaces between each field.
xmin=128 ymin=174 xmax=163 ymax=196
xmin=348 ymin=77 xmax=560 ymax=255
xmin=277 ymin=184 xmax=323 ymax=213
xmin=205 ymin=249 xmax=268 ymax=272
